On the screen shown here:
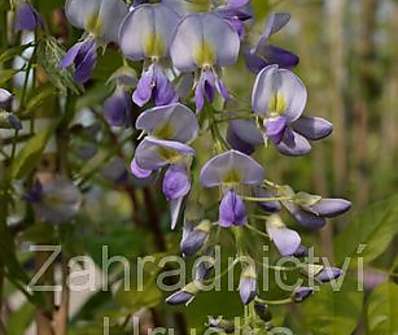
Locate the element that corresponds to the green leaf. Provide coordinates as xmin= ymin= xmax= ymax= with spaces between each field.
xmin=10 ymin=124 xmax=56 ymax=179
xmin=367 ymin=282 xmax=398 ymax=335
xmin=334 ymin=195 xmax=398 ymax=265
xmin=300 ymin=275 xmax=364 ymax=335
xmin=23 ymin=85 xmax=57 ymax=116
xmin=115 ymin=271 xmax=162 ymax=312
xmin=0 ymin=69 xmax=19 ymax=85
xmin=7 ymin=302 xmax=35 ymax=335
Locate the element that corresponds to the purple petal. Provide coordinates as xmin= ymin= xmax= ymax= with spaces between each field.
xmin=200 ymin=150 xmax=265 ymax=188
xmin=136 ymin=103 xmax=198 ymax=143
xmin=130 ymin=158 xmax=153 ymax=179
xmin=284 ymin=201 xmax=326 ymax=230
xmin=60 ymin=39 xmax=97 ymax=84
xmin=134 ymin=136 xmax=195 ymax=171
xmin=15 ymin=3 xmax=44 ymax=31
xmin=104 ymin=89 xmax=131 ymax=127
xmin=260 ymin=44 xmax=299 ymax=69
xmin=292 ymin=116 xmax=333 ymax=141
xmin=316 ymin=267 xmax=343 ymax=283
xmin=309 ymin=198 xmax=351 ymax=218
xmin=244 ymin=47 xmax=268 ymax=74
xmin=263 ymin=12 xmax=291 ymax=40
xmin=252 ymin=65 xmax=307 ymax=122
xmin=276 ymin=129 xmax=312 ymax=156
xmin=293 ymin=245 xmax=308 ymax=258
xmin=166 ymin=290 xmax=195 ymax=305
xmin=162 ymin=165 xmax=191 ymax=200
xmin=153 ymin=67 xmax=178 ymax=106
xmin=226 ymin=0 xmax=251 ymax=8
xmin=219 ymin=190 xmax=247 ymax=227
xmin=266 ymin=224 xmax=301 ymax=257
xmin=265 ymin=116 xmax=287 ymax=144
xmin=293 ymin=286 xmax=313 ymax=303
xmin=133 ymin=66 xmax=155 ymax=107
xmin=227 ymin=124 xmax=256 ymax=155
xmin=215 ymin=77 xmax=229 ymax=100
xmin=239 ymin=277 xmax=256 ymax=305
xmin=180 ymin=221 xmax=210 ymax=257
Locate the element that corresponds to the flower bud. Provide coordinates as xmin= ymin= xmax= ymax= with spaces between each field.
xmin=0 ymin=112 xmax=22 ymax=130
xmin=15 ymin=2 xmax=44 ymax=31
xmin=292 ymin=286 xmax=313 ymax=303
xmin=239 ymin=263 xmax=257 ymax=305
xmin=254 ymin=302 xmax=272 ymax=322
xmin=180 ymin=220 xmax=211 ymax=257
xmin=166 ymin=281 xmax=199 ymax=306
xmin=293 ymin=245 xmax=308 ymax=258
xmin=316 ymin=267 xmax=343 ymax=283
xmin=0 ymin=88 xmax=13 ymax=108
xmin=194 ymin=247 xmax=216 ymax=281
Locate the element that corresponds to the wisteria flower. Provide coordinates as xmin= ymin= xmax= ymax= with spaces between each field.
xmin=119 ymin=3 xmax=180 ymax=107
xmin=60 ymin=0 xmax=128 ymax=83
xmin=170 ymin=13 xmax=240 ymax=111
xmin=0 ymin=88 xmax=13 ymax=108
xmin=244 ymin=12 xmax=299 ymax=73
xmin=265 ymin=214 xmax=301 ymax=257
xmin=25 ymin=178 xmax=82 ymax=224
xmin=200 ymin=150 xmax=264 ymax=227
xmin=214 ymin=0 xmax=252 ymax=39
xmin=131 ymin=103 xmax=198 ymax=228
xmin=252 ymin=65 xmax=333 ymax=156
xmin=226 ymin=119 xmax=264 ymax=155
xmin=15 ymin=2 xmax=44 ymax=31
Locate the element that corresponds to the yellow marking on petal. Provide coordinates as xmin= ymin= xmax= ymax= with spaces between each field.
xmin=194 ymin=41 xmax=215 ymax=67
xmin=157 ymin=146 xmax=183 ymax=164
xmin=222 ymin=169 xmax=242 ymax=185
xmin=268 ymin=92 xmax=286 ymax=116
xmin=86 ymin=12 xmax=102 ymax=37
xmin=144 ymin=32 xmax=165 ymax=58
xmin=154 ymin=122 xmax=174 ymax=140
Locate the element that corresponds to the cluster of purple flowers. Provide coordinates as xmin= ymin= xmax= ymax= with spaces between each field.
xmin=10 ymin=0 xmax=353 ymax=325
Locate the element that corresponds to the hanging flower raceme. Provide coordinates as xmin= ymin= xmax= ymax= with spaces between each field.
xmin=244 ymin=12 xmax=299 ymax=73
xmin=214 ymin=0 xmax=253 ymax=39
xmin=119 ymin=3 xmax=180 ymax=107
xmin=252 ymin=64 xmax=333 ymax=156
xmin=60 ymin=0 xmax=128 ymax=83
xmin=130 ymin=103 xmax=198 ymax=228
xmin=170 ymin=13 xmax=240 ymax=112
xmin=14 ymin=1 xmax=44 ymax=31
xmin=200 ymin=150 xmax=264 ymax=227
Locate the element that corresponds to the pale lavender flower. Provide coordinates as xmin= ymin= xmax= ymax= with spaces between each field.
xmin=25 ymin=178 xmax=82 ymax=224
xmin=293 ymin=286 xmax=313 ymax=302
xmin=316 ymin=267 xmax=343 ymax=283
xmin=104 ymin=87 xmax=132 ymax=127
xmin=170 ymin=13 xmax=240 ymax=111
xmin=239 ymin=263 xmax=257 ymax=305
xmin=0 ymin=88 xmax=13 ymax=108
xmin=60 ymin=0 xmax=128 ymax=83
xmin=180 ymin=221 xmax=211 ymax=257
xmin=265 ymin=214 xmax=301 ymax=257
xmin=200 ymin=150 xmax=264 ymax=227
xmin=119 ymin=4 xmax=180 ymax=106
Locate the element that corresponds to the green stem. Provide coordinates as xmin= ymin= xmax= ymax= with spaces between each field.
xmin=255 ymin=297 xmax=293 ymax=305
xmin=242 ymin=196 xmax=292 ymax=202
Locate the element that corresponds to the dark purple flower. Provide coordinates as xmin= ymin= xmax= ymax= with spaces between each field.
xmin=244 ymin=12 xmax=299 ymax=73
xmin=101 ymin=158 xmax=129 ymax=184
xmin=292 ymin=116 xmax=333 ymax=140
xmin=215 ymin=0 xmax=252 ymax=39
xmin=194 ymin=248 xmax=216 ymax=281
xmin=254 ymin=187 xmax=282 ymax=213
xmin=219 ymin=189 xmax=247 ymax=227
xmin=0 ymin=112 xmax=22 ymax=130
xmin=59 ymin=38 xmax=97 ymax=84
xmin=293 ymin=245 xmax=308 ymax=258
xmin=180 ymin=221 xmax=211 ymax=257
xmin=194 ymin=69 xmax=229 ymax=112
xmin=104 ymin=88 xmax=132 ymax=127
xmin=316 ymin=267 xmax=343 ymax=283
xmin=15 ymin=2 xmax=44 ymax=31
xmin=133 ymin=64 xmax=178 ymax=107
xmin=293 ymin=286 xmax=313 ymax=303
